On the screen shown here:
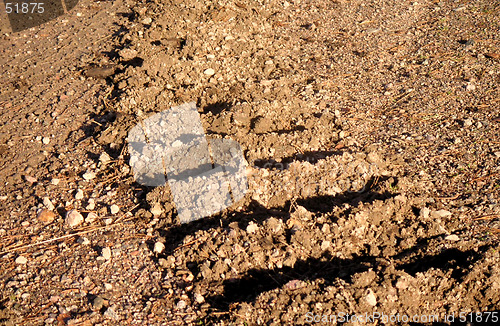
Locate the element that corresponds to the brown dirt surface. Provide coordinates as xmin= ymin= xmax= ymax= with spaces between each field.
xmin=0 ymin=0 xmax=499 ymax=325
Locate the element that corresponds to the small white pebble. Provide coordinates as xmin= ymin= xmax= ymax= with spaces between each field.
xmin=99 ymin=152 xmax=111 ymax=164
xmin=42 ymin=137 xmax=50 ymax=144
xmin=102 ymin=247 xmax=112 ymax=260
xmin=176 ymin=300 xmax=187 ymax=309
xmin=194 ymin=293 xmax=205 ymax=303
xmin=83 ymin=171 xmax=96 ymax=180
xmin=85 ymin=212 xmax=98 ymax=223
xmin=25 ymin=175 xmax=37 ymax=183
xmin=15 ymin=256 xmax=28 ymax=264
xmin=150 ymin=203 xmax=163 ymax=216
xmin=154 ymin=242 xmax=165 ymax=254
xmin=43 ymin=197 xmax=55 ymax=210
xmin=171 ymin=140 xmax=182 ymax=147
xmin=431 ymin=209 xmax=452 ymax=218
xmin=65 ymin=210 xmax=84 ymax=227
xmin=203 ymin=68 xmax=215 ymax=76
xmin=86 ymin=198 xmax=95 ymax=210
xmin=110 ymin=204 xmax=119 ymax=214
xmin=246 ymin=221 xmax=259 ymax=234
xmin=365 ymin=289 xmax=377 ymax=306
xmin=75 ymin=189 xmax=84 ymax=200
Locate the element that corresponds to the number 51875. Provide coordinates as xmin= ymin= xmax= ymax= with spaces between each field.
xmin=5 ymin=3 xmax=45 ymax=14
xmin=459 ymin=312 xmax=498 ymax=323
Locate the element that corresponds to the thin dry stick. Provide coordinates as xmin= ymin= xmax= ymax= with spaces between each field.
xmin=210 ymin=311 xmax=230 ymax=316
xmin=114 ymin=204 xmax=140 ymax=224
xmin=392 ymin=89 xmax=414 ymax=106
xmin=174 ymin=237 xmax=203 ymax=251
xmin=0 ymin=223 xmax=123 ymax=255
xmin=472 ymin=173 xmax=498 ymax=182
xmin=436 ymin=194 xmax=460 ymax=200
xmin=91 ymin=34 xmax=114 ymax=46
xmin=474 ymin=214 xmax=500 ymax=221
xmin=101 ymin=174 xmax=122 ymax=185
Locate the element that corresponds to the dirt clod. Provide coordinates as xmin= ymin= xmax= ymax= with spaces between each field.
xmin=37 ymin=209 xmax=55 ymax=223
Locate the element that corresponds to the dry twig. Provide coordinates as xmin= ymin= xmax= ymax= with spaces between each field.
xmin=474 ymin=214 xmax=500 ymax=221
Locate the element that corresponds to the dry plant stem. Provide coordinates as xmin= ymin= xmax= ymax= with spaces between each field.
xmin=471 ymin=173 xmax=498 ymax=183
xmin=436 ymin=194 xmax=460 ymax=200
xmin=174 ymin=237 xmax=203 ymax=251
xmin=474 ymin=214 xmax=500 ymax=221
xmin=0 ymin=223 xmax=124 ymax=255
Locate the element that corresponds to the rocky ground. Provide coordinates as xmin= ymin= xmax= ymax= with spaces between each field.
xmin=0 ymin=0 xmax=499 ymax=325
